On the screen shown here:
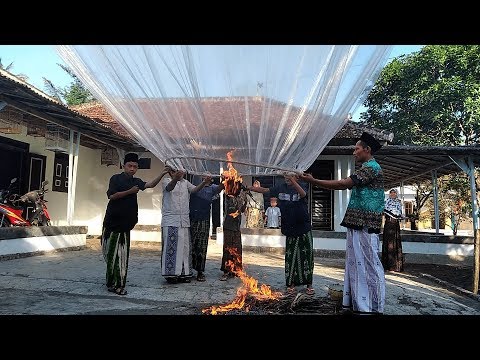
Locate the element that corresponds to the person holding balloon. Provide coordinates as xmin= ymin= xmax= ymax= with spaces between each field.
xmin=248 ymin=173 xmax=315 ymax=295
xmin=299 ymin=132 xmax=385 ymax=315
xmin=160 ymin=166 xmax=212 ymax=284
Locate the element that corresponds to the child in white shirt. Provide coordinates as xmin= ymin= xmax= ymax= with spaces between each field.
xmin=265 ymin=197 xmax=281 ymax=229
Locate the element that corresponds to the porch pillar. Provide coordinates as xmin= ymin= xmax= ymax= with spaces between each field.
xmin=400 ymin=181 xmax=405 ymax=229
xmin=431 ymin=170 xmax=440 ymax=234
xmin=346 ymin=157 xmax=353 ymax=200
xmin=67 ymin=130 xmax=81 ymax=225
xmin=337 ymin=158 xmax=343 ymax=217
xmin=450 ymin=155 xmax=479 ymax=294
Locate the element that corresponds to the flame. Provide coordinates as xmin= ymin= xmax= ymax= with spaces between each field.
xmin=203 ymin=151 xmax=281 ymax=315
xmin=229 ymin=210 xmax=240 ymax=218
xmin=222 ymin=150 xmax=243 ymax=196
xmin=202 ymin=249 xmax=282 ymax=315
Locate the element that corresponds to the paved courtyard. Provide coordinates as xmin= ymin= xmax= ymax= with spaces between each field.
xmin=0 ymin=239 xmax=479 ymax=316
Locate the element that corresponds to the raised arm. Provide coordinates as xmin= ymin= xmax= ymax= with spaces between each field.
xmin=299 ymin=173 xmax=353 ymax=190
xmin=213 ymin=182 xmax=225 ymax=195
xmin=109 ymin=186 xmax=139 ymax=200
xmin=247 ymin=185 xmax=270 ymax=194
xmin=285 ymin=174 xmax=306 ymax=198
xmin=191 ymin=175 xmax=213 ymax=194
xmin=165 ymin=170 xmax=185 ymax=192
xmin=145 ymin=168 xmax=169 ymax=189
xmin=107 ymin=175 xmax=139 ymax=200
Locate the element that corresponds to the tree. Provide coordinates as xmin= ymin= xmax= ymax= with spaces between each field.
xmin=360 ymin=45 xmax=480 ymax=146
xmin=0 ymin=58 xmax=29 ymax=82
xmin=43 ymin=63 xmax=94 ymax=106
xmin=437 ymin=174 xmax=473 ymax=235
xmin=408 ymin=180 xmax=433 ymax=230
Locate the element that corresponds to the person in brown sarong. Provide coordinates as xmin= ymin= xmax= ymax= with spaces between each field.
xmin=220 ymin=182 xmax=247 ymax=281
xmin=382 ymin=188 xmax=404 ymax=272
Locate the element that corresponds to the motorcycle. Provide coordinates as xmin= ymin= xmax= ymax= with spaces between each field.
xmin=0 ymin=178 xmax=51 ymax=227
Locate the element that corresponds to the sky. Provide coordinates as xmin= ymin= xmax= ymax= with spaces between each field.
xmin=0 ymin=44 xmax=424 ymax=118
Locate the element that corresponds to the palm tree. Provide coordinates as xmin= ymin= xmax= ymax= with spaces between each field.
xmin=0 ymin=57 xmax=29 ymax=82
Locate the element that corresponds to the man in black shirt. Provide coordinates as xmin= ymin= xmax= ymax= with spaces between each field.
xmin=102 ymin=153 xmax=166 ymax=296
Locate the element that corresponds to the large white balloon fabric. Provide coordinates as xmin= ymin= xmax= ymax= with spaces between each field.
xmin=57 ymin=45 xmax=392 ymax=176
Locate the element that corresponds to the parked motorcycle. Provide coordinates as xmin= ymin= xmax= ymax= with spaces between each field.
xmin=0 ymin=178 xmax=29 ymax=227
xmin=0 ymin=178 xmax=51 ymax=227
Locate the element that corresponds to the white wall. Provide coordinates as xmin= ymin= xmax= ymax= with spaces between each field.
xmin=0 ymin=234 xmax=86 ymax=256
xmin=69 ymin=147 xmax=165 ymax=235
xmin=2 ymin=126 xmax=166 ymax=236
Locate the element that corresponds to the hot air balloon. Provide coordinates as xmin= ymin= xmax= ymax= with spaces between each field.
xmin=57 ymin=45 xmax=392 ymax=176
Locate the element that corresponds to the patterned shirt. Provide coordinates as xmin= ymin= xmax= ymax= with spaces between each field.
xmin=385 ymin=198 xmax=403 ymax=219
xmin=246 ymin=191 xmax=265 ymax=210
xmin=340 ymin=158 xmax=384 ymax=233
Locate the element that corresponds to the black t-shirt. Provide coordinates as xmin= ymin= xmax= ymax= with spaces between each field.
xmin=269 ymin=182 xmax=311 ymax=237
xmin=103 ymin=172 xmax=146 ymax=232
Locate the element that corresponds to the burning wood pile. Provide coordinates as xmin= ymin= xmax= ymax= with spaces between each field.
xmin=202 ymin=283 xmax=342 ymax=315
xmin=202 ymin=149 xmax=341 ymax=315
xmin=202 ymin=257 xmax=342 ymax=315
xmin=203 ymin=292 xmax=342 ymax=315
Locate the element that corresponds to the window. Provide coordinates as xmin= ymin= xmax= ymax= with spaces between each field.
xmin=52 ymin=153 xmax=69 ymax=193
xmin=404 ymin=201 xmax=413 ymax=216
xmin=306 ymin=160 xmax=334 ymax=231
xmin=137 ymin=157 xmax=151 ymax=169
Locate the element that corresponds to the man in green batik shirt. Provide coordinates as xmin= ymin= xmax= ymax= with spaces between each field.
xmin=300 ymin=132 xmax=385 ymax=315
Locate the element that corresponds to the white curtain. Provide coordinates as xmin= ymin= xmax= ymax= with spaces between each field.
xmin=57 ymin=45 xmax=392 ymax=176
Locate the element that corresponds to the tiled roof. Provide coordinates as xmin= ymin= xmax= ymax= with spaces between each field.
xmin=0 ymin=69 xmax=141 ymax=150
xmin=70 ymin=98 xmax=393 ymax=145
xmin=333 ymin=121 xmax=394 ymax=143
xmin=69 ymin=101 xmax=131 ymax=138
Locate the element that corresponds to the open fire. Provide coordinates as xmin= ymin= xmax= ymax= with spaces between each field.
xmin=202 ymin=249 xmax=283 ymax=315
xmin=222 ymin=150 xmax=243 ymax=197
xmin=202 ymin=150 xmax=282 ymax=315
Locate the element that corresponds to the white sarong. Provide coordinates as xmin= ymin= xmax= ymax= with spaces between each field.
xmin=161 ymin=226 xmax=192 ymax=277
xmin=343 ymin=227 xmax=385 ymax=314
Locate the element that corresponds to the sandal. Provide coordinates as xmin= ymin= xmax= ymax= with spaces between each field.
xmin=286 ymin=286 xmax=296 ymax=294
xmin=197 ymin=273 xmax=206 ymax=282
xmin=107 ymin=286 xmax=116 ymax=293
xmin=115 ymin=287 xmax=128 ymax=296
xmin=220 ymin=273 xmax=229 ymax=281
xmin=306 ymin=287 xmax=315 ymax=296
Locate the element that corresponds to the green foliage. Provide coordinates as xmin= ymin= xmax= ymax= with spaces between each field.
xmin=437 ymin=173 xmax=473 ymax=235
xmin=361 ymin=45 xmax=480 ymax=146
xmin=407 ymin=181 xmax=433 ymax=229
xmin=43 ymin=63 xmax=94 ymax=106
xmin=63 ymin=82 xmax=94 ymax=105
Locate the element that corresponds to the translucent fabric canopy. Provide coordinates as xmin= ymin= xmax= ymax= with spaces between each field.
xmin=57 ymin=45 xmax=392 ymax=176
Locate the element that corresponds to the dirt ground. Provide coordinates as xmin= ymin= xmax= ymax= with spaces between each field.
xmin=401 ymin=263 xmax=476 ymax=294
xmin=88 ymin=238 xmax=478 ymax=296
